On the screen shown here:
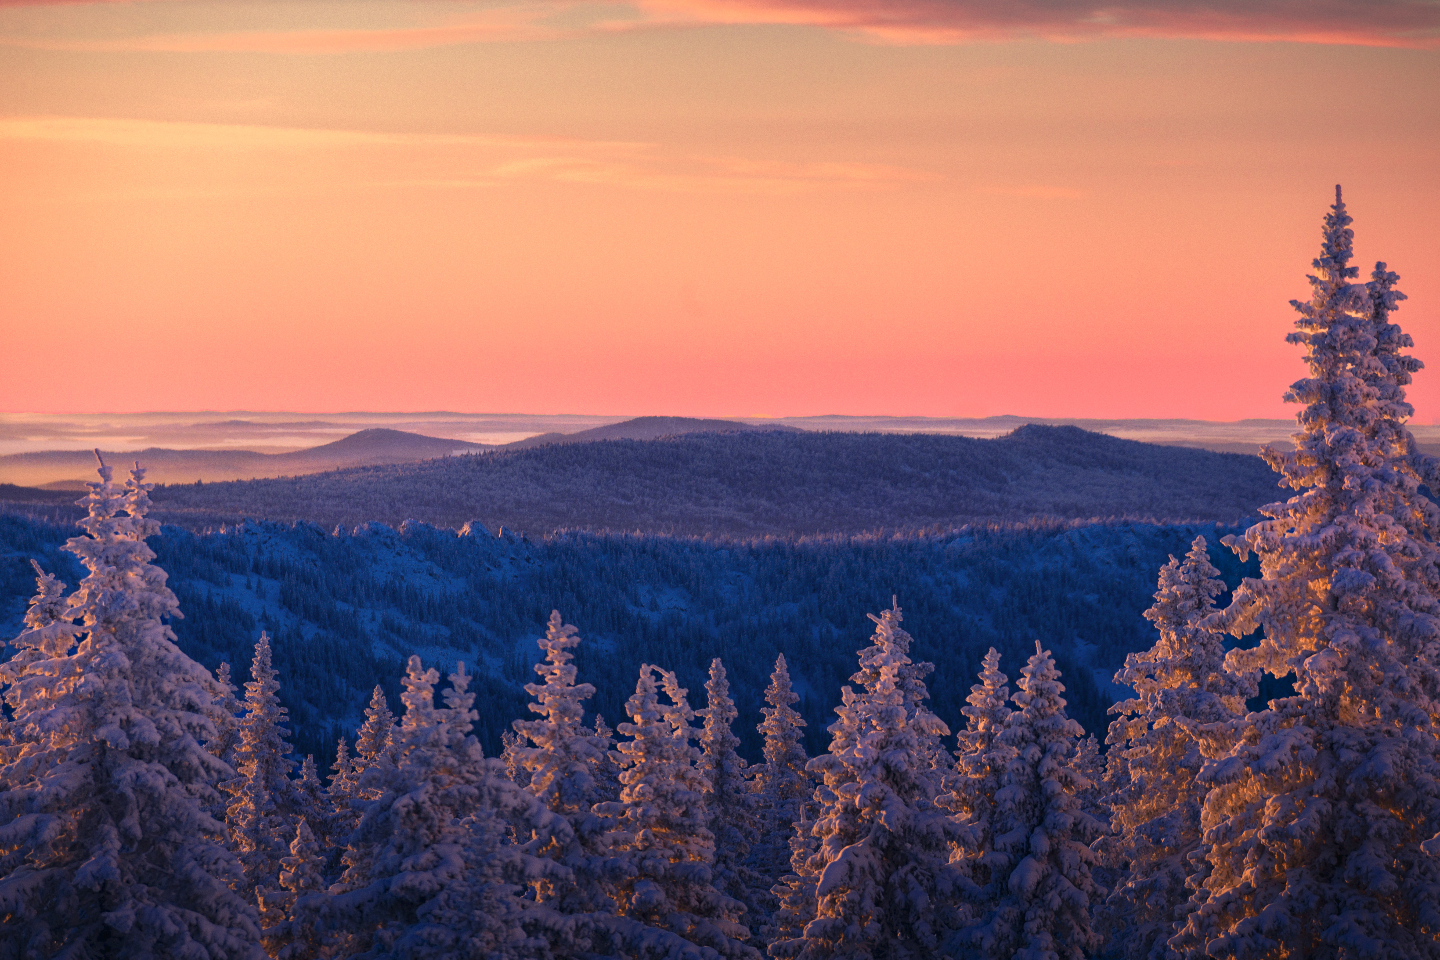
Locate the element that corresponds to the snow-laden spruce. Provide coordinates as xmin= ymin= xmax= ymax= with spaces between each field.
xmin=210 ymin=661 xmax=243 ymax=770
xmin=965 ymin=642 xmax=1103 ymax=960
xmin=295 ymin=657 xmax=571 ymax=960
xmin=223 ymin=633 xmax=302 ymax=903
xmin=0 ymin=458 xmax=263 ymax=959
xmin=1099 ymin=537 xmax=1252 ymax=960
xmin=700 ymin=658 xmax=767 ymax=935
xmin=354 ymin=684 xmax=397 ymax=788
xmin=596 ymin=663 xmax=759 ymax=959
xmin=772 ymin=603 xmax=964 ymax=960
xmin=751 ymin=652 xmax=812 ymax=937
xmin=942 ymin=647 xmax=1014 ymax=906
xmin=1174 ymin=188 xmax=1440 ymax=959
xmin=512 ymin=610 xmax=615 ymax=912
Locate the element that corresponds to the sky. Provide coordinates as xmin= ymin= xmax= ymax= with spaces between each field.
xmin=1 ymin=0 xmax=1437 ymax=420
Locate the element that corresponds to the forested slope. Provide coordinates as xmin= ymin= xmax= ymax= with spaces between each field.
xmin=143 ymin=425 xmax=1283 ymax=535
xmin=0 ymin=512 xmax=1257 ymax=769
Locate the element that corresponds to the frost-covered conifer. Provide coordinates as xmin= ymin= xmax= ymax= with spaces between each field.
xmin=752 ymin=654 xmax=810 ymax=882
xmin=701 ymin=658 xmax=766 ymax=933
xmin=0 ymin=458 xmax=263 ymax=959
xmin=354 ymin=684 xmax=397 ymax=783
xmin=329 ymin=736 xmax=358 ymax=804
xmin=296 ymin=755 xmax=327 ymax=834
xmin=210 ymin=661 xmax=243 ymax=768
xmin=942 ymin=647 xmax=1014 ymax=903
xmin=967 ymin=642 xmax=1103 ymax=960
xmin=512 ymin=610 xmax=614 ymax=911
xmin=0 ymin=562 xmax=75 ymax=756
xmin=1100 ymin=537 xmax=1251 ymax=960
xmin=597 ymin=664 xmax=758 ymax=959
xmin=773 ymin=604 xmax=964 ymax=960
xmin=1174 ymin=189 xmax=1440 ymax=959
xmin=259 ymin=819 xmax=327 ymax=958
xmin=222 ymin=633 xmax=301 ymax=901
xmin=305 ymin=658 xmax=572 ymax=960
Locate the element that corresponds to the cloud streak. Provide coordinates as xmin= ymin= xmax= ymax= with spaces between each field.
xmin=0 ymin=116 xmax=932 ymax=195
xmin=633 ymin=0 xmax=1440 ymax=46
xmin=2 ymin=0 xmax=1437 ymax=48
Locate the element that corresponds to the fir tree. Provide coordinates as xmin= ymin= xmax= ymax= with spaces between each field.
xmin=1174 ymin=188 xmax=1440 ymax=959
xmin=222 ymin=633 xmax=300 ymax=902
xmin=967 ymin=643 xmax=1103 ymax=960
xmin=1100 ymin=537 xmax=1252 ymax=960
xmin=511 ymin=610 xmax=614 ymax=912
xmin=0 ymin=458 xmax=263 ymax=959
xmin=773 ymin=604 xmax=964 ymax=960
xmin=943 ymin=647 xmax=1014 ymax=905
xmin=354 ymin=684 xmax=397 ymax=788
xmin=701 ymin=658 xmax=766 ymax=934
xmin=752 ymin=653 xmax=811 ymax=886
xmin=597 ymin=663 xmax=757 ymax=959
xmin=306 ymin=658 xmax=571 ymax=960
xmin=260 ymin=819 xmax=327 ymax=959
xmin=210 ymin=661 xmax=243 ymax=769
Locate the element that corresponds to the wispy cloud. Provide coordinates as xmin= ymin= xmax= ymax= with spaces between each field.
xmin=632 ymin=0 xmax=1440 ymax=47
xmin=0 ymin=116 xmax=932 ymax=195
xmin=2 ymin=0 xmax=1435 ymax=48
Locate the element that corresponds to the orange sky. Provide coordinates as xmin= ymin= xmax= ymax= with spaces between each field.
xmin=1 ymin=0 xmax=1437 ymax=420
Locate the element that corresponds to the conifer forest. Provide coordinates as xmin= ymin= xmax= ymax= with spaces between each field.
xmin=3 ymin=189 xmax=1440 ymax=959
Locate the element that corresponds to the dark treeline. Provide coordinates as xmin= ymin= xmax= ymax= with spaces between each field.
xmin=0 ymin=510 xmax=1259 ymax=769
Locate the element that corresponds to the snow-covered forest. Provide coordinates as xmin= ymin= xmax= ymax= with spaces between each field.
xmin=3 ymin=189 xmax=1440 ymax=958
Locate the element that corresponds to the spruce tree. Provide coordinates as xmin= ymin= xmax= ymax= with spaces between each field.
xmin=700 ymin=658 xmax=766 ymax=934
xmin=1174 ymin=188 xmax=1440 ymax=959
xmin=222 ymin=633 xmax=301 ymax=903
xmin=305 ymin=658 xmax=570 ymax=960
xmin=942 ymin=647 xmax=1014 ymax=905
xmin=596 ymin=663 xmax=757 ymax=959
xmin=354 ymin=684 xmax=397 ymax=789
xmin=967 ymin=643 xmax=1103 ymax=960
xmin=752 ymin=653 xmax=811 ymax=883
xmin=210 ymin=661 xmax=243 ymax=769
xmin=0 ymin=458 xmax=263 ymax=959
xmin=1100 ymin=537 xmax=1252 ymax=960
xmin=512 ymin=610 xmax=614 ymax=912
xmin=773 ymin=604 xmax=964 ymax=960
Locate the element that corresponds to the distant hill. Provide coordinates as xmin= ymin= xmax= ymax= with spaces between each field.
xmin=136 ymin=425 xmax=1286 ymax=536
xmin=0 ymin=428 xmax=488 ymax=487
xmin=0 ymin=418 xmax=799 ymax=487
xmin=507 ymin=415 xmax=799 ymax=450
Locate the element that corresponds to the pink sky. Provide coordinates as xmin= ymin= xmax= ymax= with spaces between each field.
xmin=1 ymin=1 xmax=1437 ymax=419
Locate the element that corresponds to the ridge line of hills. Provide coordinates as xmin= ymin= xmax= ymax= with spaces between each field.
xmin=0 ymin=416 xmax=786 ymax=488
xmin=0 ymin=424 xmax=1290 ymax=538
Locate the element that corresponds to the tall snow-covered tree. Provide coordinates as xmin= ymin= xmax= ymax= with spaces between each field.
xmin=772 ymin=604 xmax=964 ymax=960
xmin=597 ymin=663 xmax=758 ymax=959
xmin=966 ymin=642 xmax=1103 ymax=960
xmin=222 ymin=632 xmax=301 ymax=902
xmin=354 ymin=684 xmax=397 ymax=787
xmin=752 ymin=654 xmax=811 ymax=883
xmin=942 ymin=647 xmax=1014 ymax=905
xmin=1174 ymin=188 xmax=1440 ymax=959
xmin=1099 ymin=537 xmax=1253 ymax=960
xmin=209 ymin=661 xmax=244 ymax=770
xmin=0 ymin=458 xmax=263 ymax=959
xmin=0 ymin=562 xmax=75 ymax=755
xmin=261 ymin=819 xmax=327 ymax=960
xmin=511 ymin=610 xmax=614 ymax=912
xmin=303 ymin=658 xmax=571 ymax=960
xmin=700 ymin=658 xmax=766 ymax=934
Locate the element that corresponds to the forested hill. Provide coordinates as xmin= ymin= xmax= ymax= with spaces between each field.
xmin=0 ymin=512 xmax=1259 ymax=770
xmin=140 ymin=425 xmax=1283 ymax=536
